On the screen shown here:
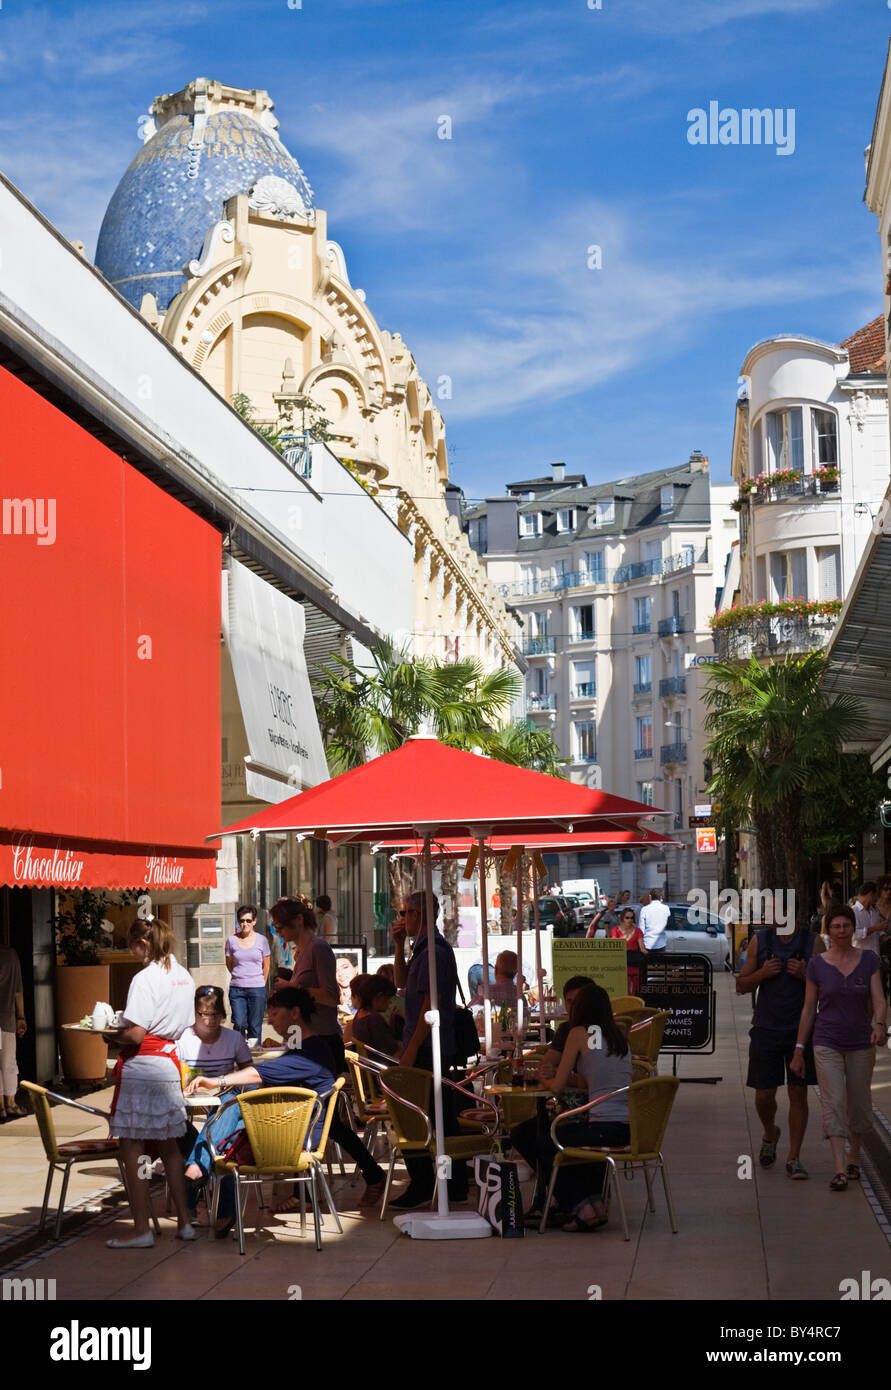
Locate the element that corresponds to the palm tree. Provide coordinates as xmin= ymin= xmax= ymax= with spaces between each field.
xmin=703 ymin=653 xmax=869 ymax=927
xmin=314 ymin=641 xmax=565 ymax=937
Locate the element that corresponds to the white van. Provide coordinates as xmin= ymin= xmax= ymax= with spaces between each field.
xmin=561 ymin=878 xmax=603 ymax=911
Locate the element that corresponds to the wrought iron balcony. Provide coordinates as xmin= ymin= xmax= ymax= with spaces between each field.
xmin=633 ymin=681 xmax=652 ymax=696
xmin=659 ymin=676 xmax=686 ymax=697
xmin=573 ymin=683 xmax=596 ymax=699
xmin=522 ymin=635 xmax=556 ymax=656
xmin=713 ymin=611 xmax=839 ymax=662
xmin=570 ymin=629 xmax=596 ymax=644
xmin=660 ymin=742 xmax=687 ymax=764
xmin=575 ymin=752 xmax=599 ymax=764
xmin=634 ymin=746 xmax=653 ymax=760
xmin=657 ymin=615 xmax=687 ymax=637
xmin=751 ymin=473 xmax=840 ymax=505
xmin=614 ymin=558 xmax=662 ymax=583
xmin=527 ymin=693 xmax=557 ymax=712
xmin=631 ymin=622 xmax=651 ymax=635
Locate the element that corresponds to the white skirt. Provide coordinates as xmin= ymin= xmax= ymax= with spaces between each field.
xmin=110 ymin=1054 xmax=186 ymax=1141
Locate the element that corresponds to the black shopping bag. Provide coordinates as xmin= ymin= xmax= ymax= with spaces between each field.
xmin=474 ymin=1156 xmax=524 ymax=1238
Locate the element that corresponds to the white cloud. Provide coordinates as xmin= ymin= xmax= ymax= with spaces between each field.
xmin=404 ymin=197 xmax=872 ymax=422
xmin=622 ymin=0 xmax=835 ymax=34
xmin=0 ymin=1 xmax=211 ymax=76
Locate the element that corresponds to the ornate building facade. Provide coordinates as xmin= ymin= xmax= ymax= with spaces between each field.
xmin=95 ymin=78 xmax=519 ymax=671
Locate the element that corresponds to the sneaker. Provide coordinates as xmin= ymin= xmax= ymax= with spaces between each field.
xmin=176 ymin=1223 xmax=198 ymax=1241
xmin=786 ymin=1159 xmax=808 ymax=1180
xmin=107 ymin=1232 xmax=155 ymax=1249
xmin=246 ymin=1038 xmax=259 ymax=1049
xmin=759 ymin=1126 xmax=780 ymax=1167
xmin=358 ymin=1180 xmax=386 ymax=1209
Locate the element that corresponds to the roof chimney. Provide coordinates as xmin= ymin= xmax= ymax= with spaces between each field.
xmin=552 ymin=462 xmax=566 ymax=482
xmin=688 ymin=450 xmax=709 ymax=473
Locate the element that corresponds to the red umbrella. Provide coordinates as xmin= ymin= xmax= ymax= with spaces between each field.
xmin=215 ymin=737 xmax=664 ymax=840
xmin=212 ymin=737 xmax=666 ymax=1240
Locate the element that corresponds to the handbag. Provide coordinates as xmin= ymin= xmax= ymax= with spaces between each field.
xmin=474 ymin=1156 xmax=524 ymax=1237
xmin=454 ymin=977 xmax=482 ymax=1065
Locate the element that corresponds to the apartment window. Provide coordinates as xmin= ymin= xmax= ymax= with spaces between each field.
xmin=519 ymin=512 xmax=542 ymax=538
xmin=595 ymin=497 xmax=615 ymax=527
xmin=572 ymin=660 xmax=596 ymax=698
xmin=519 ymin=563 xmax=538 ymax=595
xmin=671 ymin=588 xmax=681 ymax=619
xmin=756 ymin=554 xmax=767 ymax=601
xmin=675 ymin=777 xmax=683 ymax=826
xmin=637 ymin=781 xmax=655 ymax=806
xmin=816 ymin=545 xmax=841 ymax=600
xmin=552 ymin=557 xmax=569 ymax=581
xmin=636 ymin=715 xmax=653 ymax=753
xmin=812 ymin=409 xmax=838 ymax=467
xmin=556 ymin=508 xmax=576 ymax=533
xmin=575 ymin=720 xmax=597 ymax=763
xmin=634 ymin=655 xmax=651 ymax=689
xmin=528 ymin=610 xmax=548 ymax=637
xmin=660 ymin=485 xmax=674 ymax=513
xmin=770 ymin=549 xmax=808 ymax=601
xmin=766 ymin=407 xmax=804 ymax=473
xmin=583 ymin=549 xmax=605 ymax=582
xmin=646 ymin=540 xmax=661 ymax=566
xmin=571 ymin=604 xmax=595 ymax=641
xmin=633 ymin=595 xmax=651 ymax=632
xmin=750 ymin=421 xmax=763 ymax=476
xmin=468 ymin=517 xmax=487 ymax=553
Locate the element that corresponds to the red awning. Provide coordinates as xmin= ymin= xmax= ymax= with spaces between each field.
xmin=366 ymin=828 xmax=684 ymax=855
xmin=0 ymin=833 xmax=217 ymax=891
xmin=215 ymin=736 xmax=666 ymax=841
xmin=0 ymin=365 xmax=221 ymax=887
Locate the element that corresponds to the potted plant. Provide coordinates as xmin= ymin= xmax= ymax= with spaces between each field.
xmin=53 ymin=889 xmax=117 ymax=1085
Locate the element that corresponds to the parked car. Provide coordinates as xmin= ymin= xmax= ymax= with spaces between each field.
xmin=593 ymin=902 xmax=730 ymax=969
xmin=565 ymin=890 xmax=599 ymax=924
xmin=527 ymin=895 xmax=579 ymax=936
xmin=564 ymin=894 xmax=596 ymax=926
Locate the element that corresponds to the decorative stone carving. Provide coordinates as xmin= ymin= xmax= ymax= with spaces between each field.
xmin=248 ymin=175 xmax=313 ymax=221
xmin=185 ymin=219 xmax=235 ymax=278
xmin=851 ymin=391 xmax=869 ymax=432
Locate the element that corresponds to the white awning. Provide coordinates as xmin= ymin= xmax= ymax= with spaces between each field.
xmin=223 ymin=558 xmax=329 ymax=803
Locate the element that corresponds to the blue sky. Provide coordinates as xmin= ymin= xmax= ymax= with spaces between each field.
xmin=0 ymin=0 xmax=887 ymax=499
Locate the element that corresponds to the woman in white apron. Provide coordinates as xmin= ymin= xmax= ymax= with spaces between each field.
xmin=107 ymin=918 xmax=195 ymax=1249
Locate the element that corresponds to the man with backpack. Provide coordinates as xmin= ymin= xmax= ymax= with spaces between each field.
xmin=736 ymin=921 xmax=823 ymax=1179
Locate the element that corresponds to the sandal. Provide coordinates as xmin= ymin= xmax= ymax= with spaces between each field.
xmin=829 ymin=1172 xmax=848 ymax=1191
xmin=759 ymin=1126 xmax=780 ymax=1167
xmin=846 ymin=1164 xmax=861 ymax=1181
xmin=562 ymin=1214 xmax=608 ymax=1233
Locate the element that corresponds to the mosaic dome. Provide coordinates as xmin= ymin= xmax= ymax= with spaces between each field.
xmin=95 ymin=83 xmax=315 ymax=312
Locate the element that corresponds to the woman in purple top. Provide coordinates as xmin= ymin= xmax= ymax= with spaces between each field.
xmin=225 ymin=905 xmax=270 ymax=1045
xmin=792 ymin=904 xmax=887 ymax=1190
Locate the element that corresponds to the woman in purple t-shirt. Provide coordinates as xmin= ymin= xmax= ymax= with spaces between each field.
xmin=225 ymin=906 xmax=270 ymax=1045
xmin=792 ymin=904 xmax=887 ymax=1190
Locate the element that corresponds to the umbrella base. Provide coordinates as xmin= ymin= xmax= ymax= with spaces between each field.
xmin=392 ymin=1211 xmax=492 ymax=1240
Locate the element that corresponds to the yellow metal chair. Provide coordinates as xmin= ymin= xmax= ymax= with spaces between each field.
xmin=377 ymin=1066 xmax=499 ymax=1219
xmin=21 ymin=1081 xmax=160 ymax=1240
xmin=345 ymin=1047 xmax=389 ymax=1161
xmin=539 ymin=1075 xmax=680 ymax=1239
xmin=632 ymin=1059 xmax=655 ymax=1082
xmin=628 ymin=1010 xmax=671 ymax=1069
xmin=209 ymin=1080 xmax=345 ymax=1253
xmin=611 ymin=995 xmax=645 ymax=1014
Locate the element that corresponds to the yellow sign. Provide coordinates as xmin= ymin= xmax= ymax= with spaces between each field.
xmin=551 ymin=938 xmax=628 ymax=1001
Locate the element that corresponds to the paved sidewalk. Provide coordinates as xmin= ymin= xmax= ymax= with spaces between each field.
xmin=2 ymin=974 xmax=889 ymax=1301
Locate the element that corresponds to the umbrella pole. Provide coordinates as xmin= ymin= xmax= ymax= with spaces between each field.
xmin=423 ymin=831 xmax=449 ymax=1219
xmin=478 ymin=836 xmax=492 ymax=1053
xmin=531 ymin=879 xmax=546 ymax=1044
xmin=515 ymin=856 xmax=524 ymax=1038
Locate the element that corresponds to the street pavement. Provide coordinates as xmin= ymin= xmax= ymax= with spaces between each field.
xmin=2 ymin=971 xmax=890 ymax=1301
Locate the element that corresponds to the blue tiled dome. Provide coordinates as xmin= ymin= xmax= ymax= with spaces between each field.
xmin=95 ymin=102 xmax=314 ymax=312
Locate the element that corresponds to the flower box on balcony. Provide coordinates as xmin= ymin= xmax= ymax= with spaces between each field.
xmin=709 ymin=597 xmax=843 ymax=632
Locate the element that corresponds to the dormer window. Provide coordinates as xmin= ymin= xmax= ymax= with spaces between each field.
xmin=556 ymin=507 xmax=576 ymax=533
xmin=595 ymin=498 xmax=615 ymax=527
xmin=660 ymin=485 xmax=674 ymax=513
xmin=519 ymin=512 xmax=542 ymax=538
